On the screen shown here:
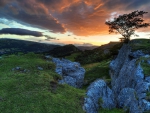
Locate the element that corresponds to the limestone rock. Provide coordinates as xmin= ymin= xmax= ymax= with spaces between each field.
xmin=145 ymin=76 xmax=150 ymax=83
xmin=110 ymin=56 xmax=145 ymax=98
xmin=52 ymin=58 xmax=85 ymax=88
xmin=117 ymin=88 xmax=142 ymax=113
xmin=140 ymin=99 xmax=150 ymax=111
xmin=109 ymin=43 xmax=150 ymax=113
xmin=83 ymin=79 xmax=115 ymax=113
xmin=37 ymin=66 xmax=43 ymax=70
xmin=12 ymin=66 xmax=30 ymax=73
xmin=109 ymin=44 xmax=131 ymax=87
xmin=45 ymin=55 xmax=52 ymax=59
xmin=129 ymin=50 xmax=145 ymax=59
xmin=135 ymin=82 xmax=150 ymax=99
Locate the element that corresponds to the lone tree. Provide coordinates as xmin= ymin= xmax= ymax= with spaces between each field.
xmin=105 ymin=10 xmax=150 ymax=43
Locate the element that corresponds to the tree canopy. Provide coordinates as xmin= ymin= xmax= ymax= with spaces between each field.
xmin=105 ymin=10 xmax=150 ymax=43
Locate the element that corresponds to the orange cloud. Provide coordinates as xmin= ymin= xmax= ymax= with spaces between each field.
xmin=0 ymin=0 xmax=150 ymax=36
xmin=37 ymin=0 xmax=80 ymax=12
xmin=53 ymin=0 xmax=150 ymax=36
xmin=53 ymin=1 xmax=110 ymax=36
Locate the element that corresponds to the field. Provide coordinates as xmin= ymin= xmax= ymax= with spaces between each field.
xmin=0 ymin=52 xmax=124 ymax=113
xmin=0 ymin=53 xmax=85 ymax=113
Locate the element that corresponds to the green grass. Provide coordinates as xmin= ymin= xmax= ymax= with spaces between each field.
xmin=0 ymin=53 xmax=85 ymax=113
xmin=146 ymin=92 xmax=150 ymax=101
xmin=65 ymin=52 xmax=81 ymax=62
xmin=83 ymin=59 xmax=111 ymax=88
xmin=130 ymin=39 xmax=150 ymax=53
xmin=136 ymin=56 xmax=150 ymax=76
xmin=141 ymin=62 xmax=150 ymax=76
xmin=83 ymin=59 xmax=123 ymax=113
xmin=0 ymin=53 xmax=124 ymax=113
xmin=131 ymin=39 xmax=150 ymax=76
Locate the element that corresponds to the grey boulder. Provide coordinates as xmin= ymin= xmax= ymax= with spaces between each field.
xmin=52 ymin=58 xmax=85 ymax=88
xmin=109 ymin=44 xmax=150 ymax=113
xmin=83 ymin=79 xmax=115 ymax=113
xmin=117 ymin=88 xmax=142 ymax=113
xmin=129 ymin=50 xmax=145 ymax=59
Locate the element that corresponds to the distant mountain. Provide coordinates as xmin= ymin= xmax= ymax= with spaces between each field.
xmin=76 ymin=46 xmax=99 ymax=51
xmin=94 ymin=42 xmax=120 ymax=50
xmin=47 ymin=44 xmax=81 ymax=57
xmin=0 ymin=38 xmax=60 ymax=55
xmin=76 ymin=42 xmax=119 ymax=51
xmin=99 ymin=41 xmax=119 ymax=50
xmin=75 ymin=41 xmax=122 ymax=64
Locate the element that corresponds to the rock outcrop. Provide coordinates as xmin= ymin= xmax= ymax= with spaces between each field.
xmin=109 ymin=44 xmax=131 ymax=87
xmin=84 ymin=43 xmax=150 ymax=113
xmin=117 ymin=88 xmax=142 ymax=113
xmin=52 ymin=58 xmax=85 ymax=88
xmin=109 ymin=44 xmax=150 ymax=113
xmin=12 ymin=66 xmax=30 ymax=73
xmin=83 ymin=79 xmax=115 ymax=113
xmin=129 ymin=50 xmax=145 ymax=59
xmin=148 ymin=60 xmax=150 ymax=65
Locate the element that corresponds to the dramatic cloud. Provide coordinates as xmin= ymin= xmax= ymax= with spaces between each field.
xmin=11 ymin=12 xmax=65 ymax=33
xmin=0 ymin=0 xmax=66 ymax=33
xmin=53 ymin=1 xmax=110 ymax=36
xmin=0 ymin=0 xmax=11 ymax=7
xmin=44 ymin=35 xmax=56 ymax=41
xmin=0 ymin=28 xmax=43 ymax=37
xmin=0 ymin=0 xmax=150 ymax=36
xmin=37 ymin=0 xmax=80 ymax=12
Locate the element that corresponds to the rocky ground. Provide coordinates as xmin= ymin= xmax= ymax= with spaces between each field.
xmin=1 ymin=39 xmax=150 ymax=113
xmin=83 ymin=40 xmax=150 ymax=113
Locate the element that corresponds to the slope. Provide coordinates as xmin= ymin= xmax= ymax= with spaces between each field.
xmin=0 ymin=53 xmax=85 ymax=113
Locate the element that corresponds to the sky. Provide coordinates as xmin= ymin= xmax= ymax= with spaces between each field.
xmin=0 ymin=0 xmax=150 ymax=46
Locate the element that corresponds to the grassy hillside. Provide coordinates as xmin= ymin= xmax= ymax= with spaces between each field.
xmin=77 ymin=46 xmax=99 ymax=51
xmin=47 ymin=44 xmax=81 ymax=57
xmin=74 ymin=42 xmax=122 ymax=64
xmin=0 ymin=53 xmax=124 ymax=113
xmin=3 ymin=39 xmax=149 ymax=113
xmin=83 ymin=60 xmax=111 ymax=88
xmin=0 ymin=38 xmax=60 ymax=55
xmin=130 ymin=39 xmax=150 ymax=54
xmin=65 ymin=52 xmax=81 ymax=62
xmin=0 ymin=53 xmax=85 ymax=113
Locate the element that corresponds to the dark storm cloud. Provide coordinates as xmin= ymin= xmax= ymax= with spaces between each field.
xmin=37 ymin=0 xmax=80 ymax=11
xmin=0 ymin=1 xmax=6 ymax=7
xmin=53 ymin=0 xmax=150 ymax=35
xmin=126 ymin=0 xmax=150 ymax=9
xmin=0 ymin=28 xmax=43 ymax=37
xmin=0 ymin=0 xmax=11 ymax=7
xmin=0 ymin=0 xmax=150 ymax=36
xmin=0 ymin=0 xmax=66 ymax=33
xmin=10 ymin=11 xmax=66 ymax=33
xmin=100 ymin=0 xmax=150 ymax=10
xmin=53 ymin=1 xmax=109 ymax=36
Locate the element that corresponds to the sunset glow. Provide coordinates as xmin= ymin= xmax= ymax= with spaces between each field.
xmin=0 ymin=0 xmax=150 ymax=46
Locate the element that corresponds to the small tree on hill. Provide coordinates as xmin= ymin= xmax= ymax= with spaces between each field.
xmin=105 ymin=10 xmax=150 ymax=43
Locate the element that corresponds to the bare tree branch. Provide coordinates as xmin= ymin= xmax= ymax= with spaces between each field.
xmin=105 ymin=10 xmax=150 ymax=43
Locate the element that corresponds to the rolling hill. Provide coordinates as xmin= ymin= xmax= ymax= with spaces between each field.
xmin=0 ymin=38 xmax=60 ymax=55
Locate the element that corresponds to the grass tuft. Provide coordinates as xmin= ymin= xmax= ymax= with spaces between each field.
xmin=83 ymin=59 xmax=111 ymax=88
xmin=0 ymin=53 xmax=85 ymax=113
